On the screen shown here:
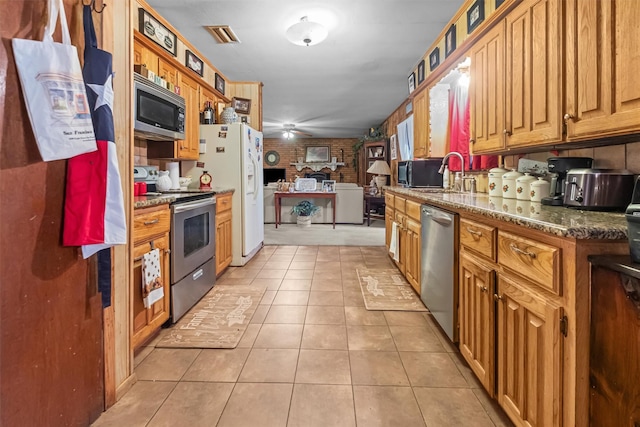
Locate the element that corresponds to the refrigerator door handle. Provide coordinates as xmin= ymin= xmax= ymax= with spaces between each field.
xmin=250 ymin=152 xmax=259 ymax=200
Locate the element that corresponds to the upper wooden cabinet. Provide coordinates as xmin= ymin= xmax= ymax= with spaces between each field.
xmin=177 ymin=72 xmax=200 ymax=160
xmin=470 ymin=22 xmax=505 ymax=154
xmin=565 ymin=0 xmax=640 ymax=139
xmin=412 ymin=89 xmax=429 ymax=158
xmin=504 ymin=0 xmax=562 ymax=148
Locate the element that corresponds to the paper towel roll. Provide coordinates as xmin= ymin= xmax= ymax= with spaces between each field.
xmin=167 ymin=162 xmax=180 ymax=190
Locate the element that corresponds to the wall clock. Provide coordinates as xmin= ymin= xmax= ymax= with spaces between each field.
xmin=265 ymin=150 xmax=280 ymax=166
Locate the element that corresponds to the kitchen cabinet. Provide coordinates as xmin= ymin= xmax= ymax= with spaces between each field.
xmin=200 ymin=86 xmax=221 ymax=124
xmin=158 ymin=58 xmax=178 ymax=88
xmin=469 ymin=22 xmax=505 ymax=153
xmin=385 ymin=193 xmax=421 ymax=294
xmin=496 ymin=273 xmax=563 ymax=426
xmin=565 ymin=0 xmax=640 ymax=140
xmin=589 ymin=260 xmax=640 ymax=427
xmin=215 ymin=192 xmax=233 ymax=275
xmin=504 ymin=0 xmax=562 ymax=148
xmin=177 ymin=72 xmax=200 ymax=160
xmin=132 ymin=205 xmax=171 ymax=350
xmin=412 ymin=88 xmax=429 ymax=158
xmin=133 ymin=42 xmax=158 ymax=75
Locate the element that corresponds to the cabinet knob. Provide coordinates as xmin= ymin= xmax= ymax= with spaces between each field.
xmin=503 ymin=129 xmax=512 ymax=136
xmin=480 ymin=286 xmax=488 ymax=293
xmin=563 ymin=113 xmax=574 ymax=122
xmin=493 ymin=294 xmax=503 ymax=301
xmin=469 ymin=138 xmax=476 ymax=144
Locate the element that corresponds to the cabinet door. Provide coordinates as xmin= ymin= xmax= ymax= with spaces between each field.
xmin=215 ymin=209 xmax=233 ymax=275
xmin=412 ymin=89 xmax=429 ymax=158
xmin=505 ymin=0 xmax=562 ymax=148
xmin=459 ymin=251 xmax=495 ymax=396
xmin=470 ymin=22 xmax=505 ymax=153
xmin=158 ymin=58 xmax=178 ymax=88
xmin=132 ymin=234 xmax=170 ymax=349
xmin=565 ymin=0 xmax=640 ymax=139
xmin=405 ymin=217 xmax=421 ymax=294
xmin=134 ymin=43 xmax=158 ymax=74
xmin=496 ymin=273 xmax=563 ymax=427
xmin=385 ymin=206 xmax=394 ymax=253
xmin=177 ymin=73 xmax=200 ymax=160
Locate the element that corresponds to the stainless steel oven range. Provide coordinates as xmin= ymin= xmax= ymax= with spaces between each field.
xmin=170 ymin=194 xmax=216 ymax=322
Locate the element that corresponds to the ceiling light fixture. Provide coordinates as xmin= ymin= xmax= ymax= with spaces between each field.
xmin=283 ymin=130 xmax=295 ymax=139
xmin=286 ymin=16 xmax=328 ymax=46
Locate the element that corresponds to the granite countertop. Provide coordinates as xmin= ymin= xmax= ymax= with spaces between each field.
xmin=134 ymin=187 xmax=234 ymax=210
xmin=386 ymin=186 xmax=629 ymax=240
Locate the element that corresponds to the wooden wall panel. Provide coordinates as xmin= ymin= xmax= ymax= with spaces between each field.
xmin=0 ymin=1 xmax=104 ymax=425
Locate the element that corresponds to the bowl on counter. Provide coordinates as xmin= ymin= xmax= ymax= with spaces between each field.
xmin=179 ymin=176 xmax=192 ymax=190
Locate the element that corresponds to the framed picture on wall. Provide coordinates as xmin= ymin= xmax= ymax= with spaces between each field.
xmin=408 ymin=72 xmax=416 ymax=94
xmin=215 ymin=73 xmax=225 ymax=95
xmin=232 ymin=97 xmax=251 ymax=115
xmin=429 ymin=47 xmax=440 ymax=71
xmin=185 ymin=50 xmax=204 ymax=76
xmin=496 ymin=0 xmax=507 ymax=8
xmin=445 ymin=24 xmax=456 ymax=57
xmin=390 ymin=134 xmax=398 ymax=160
xmin=138 ymin=8 xmax=177 ymax=56
xmin=305 ymin=146 xmax=330 ymax=163
xmin=467 ymin=0 xmax=485 ymax=34
xmin=417 ymin=60 xmax=426 ymax=85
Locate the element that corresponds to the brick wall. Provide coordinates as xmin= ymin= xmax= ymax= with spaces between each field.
xmin=263 ymin=138 xmax=361 ymax=184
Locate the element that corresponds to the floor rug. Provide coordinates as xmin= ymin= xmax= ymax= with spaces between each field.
xmin=357 ymin=268 xmax=427 ymax=311
xmin=156 ymin=285 xmax=266 ymax=349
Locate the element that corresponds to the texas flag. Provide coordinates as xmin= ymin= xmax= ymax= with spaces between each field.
xmin=63 ymin=6 xmax=126 ymax=305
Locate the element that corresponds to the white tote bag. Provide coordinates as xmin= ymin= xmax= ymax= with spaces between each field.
xmin=12 ymin=0 xmax=97 ymax=161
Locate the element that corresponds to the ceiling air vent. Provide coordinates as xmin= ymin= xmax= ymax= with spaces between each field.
xmin=205 ymin=25 xmax=240 ymax=44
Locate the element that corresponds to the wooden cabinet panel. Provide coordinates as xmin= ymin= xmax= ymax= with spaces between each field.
xmin=385 ymin=192 xmax=395 ymax=209
xmin=496 ymin=274 xmax=563 ymax=427
xmin=565 ymin=0 xmax=640 ymax=139
xmin=158 ymin=58 xmax=178 ymax=87
xmin=505 ymin=0 xmax=562 ymax=148
xmin=413 ymin=89 xmax=429 ymax=158
xmin=215 ymin=192 xmax=233 ymax=275
xmin=405 ymin=199 xmax=422 ymax=222
xmin=498 ymin=230 xmax=561 ymax=295
xmin=405 ymin=217 xmax=421 ymax=294
xmin=459 ymin=251 xmax=495 ymax=396
xmin=460 ymin=218 xmax=496 ymax=261
xmin=177 ymin=73 xmax=200 ymax=160
xmin=385 ymin=205 xmax=394 ymax=252
xmin=395 ymin=211 xmax=407 ymax=275
xmin=470 ymin=23 xmax=505 ymax=153
xmin=132 ymin=206 xmax=171 ymax=350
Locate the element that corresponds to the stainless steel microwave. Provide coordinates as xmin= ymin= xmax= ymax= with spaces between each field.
xmin=397 ymin=159 xmax=444 ymax=187
xmin=133 ymin=72 xmax=185 ymax=141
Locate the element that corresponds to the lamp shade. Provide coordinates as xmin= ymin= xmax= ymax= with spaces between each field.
xmin=367 ymin=160 xmax=391 ymax=176
xmin=286 ymin=16 xmax=328 ymax=46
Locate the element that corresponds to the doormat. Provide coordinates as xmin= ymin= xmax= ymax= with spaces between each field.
xmin=356 ymin=268 xmax=427 ymax=311
xmin=156 ymin=285 xmax=266 ymax=349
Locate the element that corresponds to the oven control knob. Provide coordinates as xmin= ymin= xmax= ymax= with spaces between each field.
xmin=575 ymin=195 xmax=583 ymax=203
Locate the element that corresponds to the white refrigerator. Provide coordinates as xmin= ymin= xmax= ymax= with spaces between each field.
xmin=183 ymin=123 xmax=264 ymax=266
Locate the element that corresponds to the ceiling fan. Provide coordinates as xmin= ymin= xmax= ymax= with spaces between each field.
xmin=282 ymin=123 xmax=312 ymax=139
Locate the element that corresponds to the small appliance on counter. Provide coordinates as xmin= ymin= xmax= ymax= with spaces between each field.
xmin=397 ymin=159 xmax=444 ymax=188
xmin=564 ymin=169 xmax=635 ymax=210
xmin=541 ymin=157 xmax=594 ymax=206
xmin=625 ymin=176 xmax=640 ymax=263
xmin=133 ymin=165 xmax=159 ymax=192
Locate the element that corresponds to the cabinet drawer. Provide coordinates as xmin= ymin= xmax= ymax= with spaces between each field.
xmin=460 ymin=218 xmax=496 ymax=261
xmin=497 ymin=231 xmax=561 ymax=295
xmin=406 ymin=200 xmax=421 ymax=221
xmin=385 ymin=193 xmax=395 ymax=209
xmin=134 ymin=208 xmax=170 ymax=243
xmin=395 ymin=196 xmax=406 ymax=214
xmin=216 ymin=192 xmax=232 ymax=213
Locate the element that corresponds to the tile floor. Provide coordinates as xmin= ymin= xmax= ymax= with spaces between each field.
xmin=92 ymin=245 xmax=513 ymax=427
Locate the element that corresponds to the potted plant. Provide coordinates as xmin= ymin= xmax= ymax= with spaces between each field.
xmin=291 ymin=200 xmax=320 ymax=227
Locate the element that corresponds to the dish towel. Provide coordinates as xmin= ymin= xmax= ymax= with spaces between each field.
xmin=389 ymin=221 xmax=400 ymax=262
xmin=142 ymin=248 xmax=164 ymax=308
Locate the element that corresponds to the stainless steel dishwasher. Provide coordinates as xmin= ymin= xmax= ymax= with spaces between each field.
xmin=421 ymin=204 xmax=458 ymax=341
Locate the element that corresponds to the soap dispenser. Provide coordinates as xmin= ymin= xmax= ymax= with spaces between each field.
xmin=442 ymin=165 xmax=450 ymax=189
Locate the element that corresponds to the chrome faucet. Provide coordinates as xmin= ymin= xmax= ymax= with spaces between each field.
xmin=438 ymin=152 xmax=475 ymax=192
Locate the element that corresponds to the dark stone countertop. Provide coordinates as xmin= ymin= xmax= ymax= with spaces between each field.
xmin=134 ymin=187 xmax=234 ymax=210
xmin=386 ymin=186 xmax=629 ymax=240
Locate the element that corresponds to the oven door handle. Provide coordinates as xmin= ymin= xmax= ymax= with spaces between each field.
xmin=172 ymin=197 xmax=215 ymax=213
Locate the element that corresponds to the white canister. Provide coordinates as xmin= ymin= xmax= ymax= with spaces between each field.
xmin=501 ymin=170 xmax=524 ymax=199
xmin=515 ymin=173 xmax=537 ymax=200
xmin=488 ymin=166 xmax=508 ymax=197
xmin=530 ymin=177 xmax=551 ymax=202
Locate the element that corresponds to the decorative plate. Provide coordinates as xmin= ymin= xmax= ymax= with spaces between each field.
xmin=265 ymin=150 xmax=280 ymax=166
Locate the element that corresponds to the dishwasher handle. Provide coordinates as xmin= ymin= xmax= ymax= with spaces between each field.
xmin=422 ymin=208 xmax=453 ymax=227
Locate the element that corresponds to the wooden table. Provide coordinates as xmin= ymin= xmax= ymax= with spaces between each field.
xmin=364 ymin=195 xmax=385 ymax=226
xmin=274 ymin=191 xmax=336 ymax=229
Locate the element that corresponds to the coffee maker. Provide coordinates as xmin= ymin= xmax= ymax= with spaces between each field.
xmin=541 ymin=157 xmax=594 ymax=206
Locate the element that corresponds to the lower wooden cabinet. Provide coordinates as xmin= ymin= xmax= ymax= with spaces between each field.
xmin=132 ymin=205 xmax=171 ymax=350
xmin=459 ymin=250 xmax=495 ymax=396
xmin=215 ymin=192 xmax=233 ymax=275
xmin=385 ymin=194 xmax=421 ymax=295
xmin=496 ymin=273 xmax=563 ymax=427
xmin=405 ymin=216 xmax=421 ymax=293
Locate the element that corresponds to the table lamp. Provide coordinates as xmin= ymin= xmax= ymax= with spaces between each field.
xmin=367 ymin=160 xmax=391 ymax=193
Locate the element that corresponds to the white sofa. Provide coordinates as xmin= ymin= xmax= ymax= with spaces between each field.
xmin=264 ymin=183 xmax=364 ymax=224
